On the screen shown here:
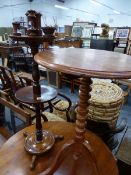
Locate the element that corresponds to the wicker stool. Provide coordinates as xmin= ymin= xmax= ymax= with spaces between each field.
xmin=71 ymin=80 xmax=125 ymax=149
xmin=88 ymin=81 xmax=124 ymax=129
xmin=86 ymin=81 xmax=125 ymax=149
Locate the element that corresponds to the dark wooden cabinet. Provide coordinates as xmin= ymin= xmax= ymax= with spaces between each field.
xmin=90 ymin=39 xmax=114 ymax=51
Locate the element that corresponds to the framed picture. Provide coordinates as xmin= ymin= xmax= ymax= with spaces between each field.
xmin=71 ymin=25 xmax=83 ymax=38
xmin=71 ymin=22 xmax=96 ymax=38
xmin=81 ymin=25 xmax=94 ymax=38
xmin=115 ymin=28 xmax=130 ymax=39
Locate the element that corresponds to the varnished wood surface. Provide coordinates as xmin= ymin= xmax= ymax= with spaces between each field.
xmin=9 ymin=35 xmax=54 ymax=43
xmin=0 ymin=45 xmax=22 ymax=56
xmin=0 ymin=45 xmax=22 ymax=49
xmin=0 ymin=122 xmax=118 ymax=175
xmin=0 ymin=45 xmax=23 ymax=66
xmin=35 ymin=48 xmax=131 ymax=78
xmin=0 ymin=127 xmax=11 ymax=148
xmin=54 ymin=40 xmax=82 ymax=48
xmin=15 ymin=85 xmax=57 ymax=104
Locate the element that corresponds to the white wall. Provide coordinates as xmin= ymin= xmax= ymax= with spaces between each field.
xmin=63 ymin=0 xmax=131 ymax=27
xmin=0 ymin=0 xmax=66 ymax=27
xmin=0 ymin=0 xmax=131 ymax=27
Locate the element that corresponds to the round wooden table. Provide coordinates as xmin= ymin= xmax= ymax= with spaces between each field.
xmin=0 ymin=122 xmax=118 ymax=175
xmin=35 ymin=48 xmax=131 ymax=79
xmin=35 ymin=48 xmax=131 ymax=175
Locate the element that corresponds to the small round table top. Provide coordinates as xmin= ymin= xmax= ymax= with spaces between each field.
xmin=15 ymin=85 xmax=57 ymax=104
xmin=9 ymin=35 xmax=54 ymax=43
xmin=34 ymin=48 xmax=131 ymax=79
xmin=0 ymin=122 xmax=118 ymax=175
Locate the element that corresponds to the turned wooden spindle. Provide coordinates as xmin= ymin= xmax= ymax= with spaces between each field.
xmin=9 ymin=10 xmax=56 ymax=154
xmin=30 ymin=45 xmax=40 ymax=88
xmin=75 ymin=77 xmax=92 ymax=143
xmin=29 ymin=45 xmax=42 ymax=142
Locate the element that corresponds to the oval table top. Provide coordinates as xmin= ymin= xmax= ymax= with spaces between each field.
xmin=0 ymin=122 xmax=118 ymax=175
xmin=35 ymin=48 xmax=131 ymax=79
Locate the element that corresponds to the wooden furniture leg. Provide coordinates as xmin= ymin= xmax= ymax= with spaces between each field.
xmin=39 ymin=77 xmax=103 ymax=175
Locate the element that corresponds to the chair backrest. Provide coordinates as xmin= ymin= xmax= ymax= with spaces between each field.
xmin=0 ymin=66 xmax=20 ymax=92
xmin=0 ymin=89 xmax=32 ymax=126
xmin=0 ymin=66 xmax=33 ymax=103
xmin=3 ymin=33 xmax=8 ymax=41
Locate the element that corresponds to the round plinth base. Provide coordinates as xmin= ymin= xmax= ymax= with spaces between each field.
xmin=24 ymin=130 xmax=55 ymax=155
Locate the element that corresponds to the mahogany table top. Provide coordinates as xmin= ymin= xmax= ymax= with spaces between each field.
xmin=0 ymin=122 xmax=118 ymax=175
xmin=34 ymin=48 xmax=131 ymax=79
xmin=0 ymin=45 xmax=22 ymax=49
xmin=0 ymin=45 xmax=22 ymax=56
xmin=15 ymin=85 xmax=57 ymax=104
xmin=9 ymin=35 xmax=54 ymax=43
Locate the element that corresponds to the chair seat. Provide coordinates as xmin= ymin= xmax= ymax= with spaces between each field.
xmin=32 ymin=112 xmax=65 ymax=124
xmin=53 ymin=100 xmax=69 ymax=121
xmin=43 ymin=112 xmax=66 ymax=121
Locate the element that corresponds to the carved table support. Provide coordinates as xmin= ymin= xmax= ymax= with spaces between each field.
xmin=34 ymin=47 xmax=123 ymax=175
xmin=10 ymin=36 xmax=57 ymax=159
xmin=39 ymin=76 xmax=100 ymax=175
xmin=75 ymin=76 xmax=92 ymax=143
xmin=28 ymin=43 xmax=42 ymax=142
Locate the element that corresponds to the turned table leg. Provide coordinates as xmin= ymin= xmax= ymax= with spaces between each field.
xmin=39 ymin=76 xmax=100 ymax=175
xmin=75 ymin=76 xmax=92 ymax=143
xmin=30 ymin=45 xmax=43 ymax=142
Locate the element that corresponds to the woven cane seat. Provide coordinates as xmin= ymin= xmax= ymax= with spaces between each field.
xmin=32 ymin=100 xmax=69 ymax=123
xmin=53 ymin=100 xmax=69 ymax=121
xmin=88 ymin=81 xmax=124 ymax=128
xmin=42 ymin=100 xmax=69 ymax=121
xmin=42 ymin=112 xmax=66 ymax=122
xmin=90 ymin=81 xmax=123 ymax=104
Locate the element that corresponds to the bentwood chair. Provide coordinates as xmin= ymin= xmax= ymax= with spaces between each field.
xmin=0 ymin=66 xmax=72 ymax=132
xmin=0 ymin=66 xmax=36 ymax=132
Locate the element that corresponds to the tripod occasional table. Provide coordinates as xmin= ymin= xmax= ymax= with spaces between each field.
xmin=34 ymin=48 xmax=131 ymax=175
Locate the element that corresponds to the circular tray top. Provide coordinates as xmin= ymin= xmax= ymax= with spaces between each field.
xmin=35 ymin=48 xmax=131 ymax=79
xmin=9 ymin=35 xmax=54 ymax=43
xmin=15 ymin=85 xmax=57 ymax=104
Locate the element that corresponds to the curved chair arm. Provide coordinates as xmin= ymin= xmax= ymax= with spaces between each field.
xmin=50 ymin=92 xmax=72 ymax=112
xmin=46 ymin=93 xmax=72 ymax=122
xmin=17 ymin=76 xmax=33 ymax=87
